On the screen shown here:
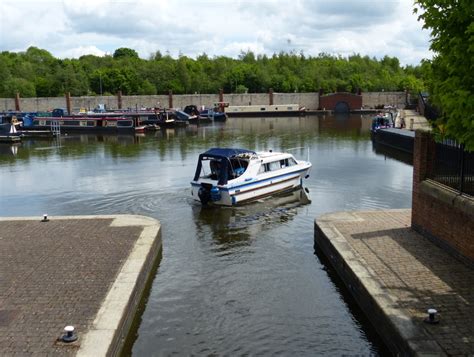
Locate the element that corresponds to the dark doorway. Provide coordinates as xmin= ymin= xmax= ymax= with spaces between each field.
xmin=334 ymin=101 xmax=350 ymax=113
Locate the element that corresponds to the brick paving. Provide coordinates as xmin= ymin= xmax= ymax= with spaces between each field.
xmin=319 ymin=209 xmax=473 ymax=356
xmin=0 ymin=217 xmax=143 ymax=356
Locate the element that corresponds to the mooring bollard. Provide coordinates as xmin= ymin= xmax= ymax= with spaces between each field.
xmin=424 ymin=308 xmax=440 ymax=324
xmin=62 ymin=325 xmax=78 ymax=343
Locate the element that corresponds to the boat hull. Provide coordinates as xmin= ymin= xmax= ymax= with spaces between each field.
xmin=191 ymin=168 xmax=309 ymax=206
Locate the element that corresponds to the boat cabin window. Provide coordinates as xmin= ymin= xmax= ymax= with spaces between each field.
xmin=60 ymin=120 xmax=79 ymax=126
xmin=269 ymin=161 xmax=280 ymax=171
xmin=200 ymin=157 xmax=249 ymax=181
xmin=117 ymin=120 xmax=133 ymax=127
xmin=258 ymin=157 xmax=297 ymax=174
xmin=229 ymin=158 xmax=248 ymax=178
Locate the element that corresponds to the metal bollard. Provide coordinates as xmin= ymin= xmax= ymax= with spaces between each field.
xmin=409 ymin=118 xmax=414 ymax=131
xmin=62 ymin=325 xmax=78 ymax=342
xmin=424 ymin=308 xmax=440 ymax=324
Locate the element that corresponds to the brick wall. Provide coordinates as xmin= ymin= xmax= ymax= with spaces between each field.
xmin=412 ymin=131 xmax=474 ymax=266
xmin=319 ymin=92 xmax=362 ymax=111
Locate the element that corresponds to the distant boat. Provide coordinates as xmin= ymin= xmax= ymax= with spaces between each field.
xmin=191 ymin=148 xmax=311 ymax=206
xmin=371 ymin=112 xmax=394 ymax=132
xmin=183 ymin=105 xmax=227 ymax=123
xmin=156 ymin=111 xmax=188 ymax=128
xmin=199 ymin=108 xmax=227 ymax=122
xmin=225 ymin=104 xmax=305 ymax=117
xmin=175 ymin=110 xmax=199 ymax=123
xmin=183 ymin=105 xmax=212 ymax=124
xmin=25 ymin=115 xmax=138 ymax=133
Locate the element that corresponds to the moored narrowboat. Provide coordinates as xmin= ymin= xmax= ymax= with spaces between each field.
xmin=26 ymin=116 xmax=138 ymax=133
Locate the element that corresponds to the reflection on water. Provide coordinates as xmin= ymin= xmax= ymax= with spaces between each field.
xmin=0 ymin=143 xmax=19 ymax=157
xmin=0 ymin=115 xmax=411 ymax=356
xmin=193 ymin=188 xmax=311 ymax=249
xmin=372 ymin=140 xmax=413 ymax=165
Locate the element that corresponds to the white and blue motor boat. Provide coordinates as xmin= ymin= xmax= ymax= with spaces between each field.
xmin=191 ymin=148 xmax=311 ymax=206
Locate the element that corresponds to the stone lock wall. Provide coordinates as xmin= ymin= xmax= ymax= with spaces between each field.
xmin=0 ymin=92 xmax=319 ymax=112
xmin=412 ymin=131 xmax=474 ymax=266
xmin=1 ymin=91 xmax=409 ymax=113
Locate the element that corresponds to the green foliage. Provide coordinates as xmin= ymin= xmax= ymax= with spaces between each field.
xmin=415 ymin=0 xmax=474 ymax=150
xmin=0 ymin=47 xmax=428 ymax=102
xmin=113 ymin=47 xmax=139 ymax=59
xmin=235 ymin=84 xmax=248 ymax=94
xmin=3 ymin=77 xmax=36 ymax=97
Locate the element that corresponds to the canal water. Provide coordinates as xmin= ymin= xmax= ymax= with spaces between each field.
xmin=0 ymin=115 xmax=413 ymax=356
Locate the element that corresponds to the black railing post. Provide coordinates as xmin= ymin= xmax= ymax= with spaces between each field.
xmin=459 ymin=143 xmax=465 ymax=194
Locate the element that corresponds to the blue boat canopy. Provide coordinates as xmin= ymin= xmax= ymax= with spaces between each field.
xmin=201 ymin=148 xmax=255 ymax=158
xmin=193 ymin=148 xmax=255 ymax=185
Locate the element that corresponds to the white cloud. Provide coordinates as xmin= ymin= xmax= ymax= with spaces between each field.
xmin=58 ymin=45 xmax=106 ymax=58
xmin=0 ymin=0 xmax=432 ymax=65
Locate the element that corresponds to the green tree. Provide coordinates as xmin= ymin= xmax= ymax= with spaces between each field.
xmin=3 ymin=77 xmax=36 ymax=97
xmin=0 ymin=46 xmax=430 ymax=103
xmin=138 ymin=79 xmax=156 ymax=95
xmin=235 ymin=84 xmax=248 ymax=93
xmin=34 ymin=76 xmax=56 ymax=97
xmin=113 ymin=48 xmax=139 ymax=59
xmin=415 ymin=0 xmax=474 ymax=150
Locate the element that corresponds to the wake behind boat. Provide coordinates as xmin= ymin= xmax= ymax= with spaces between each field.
xmin=191 ymin=148 xmax=311 ymax=206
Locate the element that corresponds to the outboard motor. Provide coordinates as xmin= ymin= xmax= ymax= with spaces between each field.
xmin=198 ymin=185 xmax=221 ymax=205
xmin=198 ymin=186 xmax=211 ymax=205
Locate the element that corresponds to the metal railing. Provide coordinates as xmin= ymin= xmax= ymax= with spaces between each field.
xmin=428 ymin=139 xmax=474 ymax=196
xmin=418 ymin=92 xmax=439 ymax=121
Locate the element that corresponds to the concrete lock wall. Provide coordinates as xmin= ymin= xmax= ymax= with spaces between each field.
xmin=1 ymin=91 xmax=407 ymax=112
xmin=362 ymin=92 xmax=407 ymax=108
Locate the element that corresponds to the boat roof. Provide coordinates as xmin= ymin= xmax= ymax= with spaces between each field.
xmin=256 ymin=151 xmax=290 ymax=158
xmin=202 ymin=148 xmax=256 ymax=158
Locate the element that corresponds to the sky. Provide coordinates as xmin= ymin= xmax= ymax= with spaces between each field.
xmin=0 ymin=0 xmax=432 ymax=65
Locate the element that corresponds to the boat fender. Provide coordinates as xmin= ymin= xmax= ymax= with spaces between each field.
xmin=210 ymin=186 xmax=221 ymax=201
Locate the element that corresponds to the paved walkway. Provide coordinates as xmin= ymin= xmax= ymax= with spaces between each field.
xmin=315 ymin=209 xmax=473 ymax=356
xmin=398 ymin=109 xmax=432 ymax=131
xmin=0 ymin=215 xmax=161 ymax=356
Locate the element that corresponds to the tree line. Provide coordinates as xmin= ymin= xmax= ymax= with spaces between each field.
xmin=0 ymin=47 xmax=426 ymax=99
xmin=415 ymin=0 xmax=473 ymax=150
